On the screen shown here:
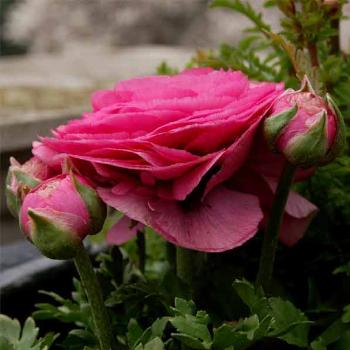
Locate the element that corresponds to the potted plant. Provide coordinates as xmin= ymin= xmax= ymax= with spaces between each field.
xmin=1 ymin=1 xmax=349 ymax=349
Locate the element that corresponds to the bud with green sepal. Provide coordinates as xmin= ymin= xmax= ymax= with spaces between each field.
xmin=20 ymin=174 xmax=107 ymax=260
xmin=263 ymin=76 xmax=345 ymax=167
xmin=6 ymin=156 xmax=54 ymax=217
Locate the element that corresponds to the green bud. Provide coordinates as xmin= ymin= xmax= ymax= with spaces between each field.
xmin=284 ymin=111 xmax=328 ymax=167
xmin=264 ymin=104 xmax=298 ymax=151
xmin=28 ymin=209 xmax=82 ymax=260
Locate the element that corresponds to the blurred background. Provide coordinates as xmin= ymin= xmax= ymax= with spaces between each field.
xmin=0 ymin=0 xmax=349 ymax=259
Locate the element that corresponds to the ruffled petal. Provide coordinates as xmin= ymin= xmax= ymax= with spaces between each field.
xmin=98 ymin=185 xmax=263 ymax=252
xmin=231 ymin=169 xmax=318 ymax=245
xmin=107 ymin=216 xmax=144 ymax=245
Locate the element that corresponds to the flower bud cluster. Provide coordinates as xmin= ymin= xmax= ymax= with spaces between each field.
xmin=6 ymin=158 xmax=106 ymax=259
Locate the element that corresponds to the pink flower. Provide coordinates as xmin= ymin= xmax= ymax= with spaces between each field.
xmin=20 ymin=174 xmax=106 ymax=259
xmin=264 ymin=79 xmax=344 ymax=167
xmin=33 ymin=68 xmax=317 ymax=252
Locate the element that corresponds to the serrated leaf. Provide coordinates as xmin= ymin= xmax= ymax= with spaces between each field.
xmin=18 ymin=318 xmax=38 ymax=348
xmin=334 ymin=262 xmax=350 ymax=276
xmin=233 ymin=279 xmax=270 ymax=319
xmin=0 ymin=315 xmax=55 ymax=350
xmin=333 ymin=330 xmax=350 ymax=350
xmin=311 ymin=318 xmax=350 ymax=350
xmin=236 ymin=315 xmax=260 ymax=341
xmin=127 ymin=319 xmax=143 ymax=348
xmin=268 ymin=297 xmax=310 ymax=347
xmin=144 ymin=337 xmax=164 ymax=350
xmin=213 ymin=323 xmax=250 ymax=350
xmin=173 ymin=298 xmax=196 ymax=316
xmin=0 ymin=336 xmax=14 ymax=350
xmin=172 ymin=333 xmax=209 ymax=350
xmin=151 ymin=317 xmax=168 ymax=338
xmin=0 ymin=315 xmax=21 ymax=342
xmin=170 ymin=315 xmax=211 ymax=344
xmin=342 ymin=305 xmax=350 ymax=323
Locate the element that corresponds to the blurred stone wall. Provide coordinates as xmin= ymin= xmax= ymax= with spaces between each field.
xmin=4 ymin=0 xmax=282 ymax=52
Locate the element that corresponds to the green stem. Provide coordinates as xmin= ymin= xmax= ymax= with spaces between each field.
xmin=176 ymin=247 xmax=206 ymax=295
xmin=136 ymin=230 xmax=146 ymax=274
xmin=307 ymin=42 xmax=319 ymax=68
xmin=166 ymin=242 xmax=177 ymax=273
xmin=256 ymin=162 xmax=296 ymax=292
xmin=74 ymin=243 xmax=113 ymax=350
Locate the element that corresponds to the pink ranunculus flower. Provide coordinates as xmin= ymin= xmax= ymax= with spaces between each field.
xmin=20 ymin=174 xmax=106 ymax=259
xmin=33 ymin=68 xmax=317 ymax=252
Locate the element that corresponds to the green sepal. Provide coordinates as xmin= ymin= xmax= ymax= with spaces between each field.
xmin=13 ymin=169 xmax=41 ymax=189
xmin=71 ymin=174 xmax=107 ymax=235
xmin=264 ymin=104 xmax=298 ymax=151
xmin=5 ymin=184 xmax=21 ymax=218
xmin=299 ymin=75 xmax=316 ymax=94
xmin=323 ymin=93 xmax=347 ymax=162
xmin=284 ymin=111 xmax=328 ymax=167
xmin=28 ymin=209 xmax=81 ymax=260
xmin=5 ymin=167 xmax=41 ymax=218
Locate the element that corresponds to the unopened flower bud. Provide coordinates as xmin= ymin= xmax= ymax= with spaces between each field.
xmin=6 ymin=157 xmax=53 ymax=217
xmin=264 ymin=77 xmax=345 ymax=167
xmin=20 ymin=174 xmax=106 ymax=259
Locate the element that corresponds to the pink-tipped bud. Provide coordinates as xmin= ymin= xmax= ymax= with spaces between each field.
xmin=6 ymin=156 xmax=54 ymax=217
xmin=264 ymin=77 xmax=345 ymax=167
xmin=20 ymin=174 xmax=106 ymax=259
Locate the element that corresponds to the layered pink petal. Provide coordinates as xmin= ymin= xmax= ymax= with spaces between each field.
xmin=98 ymin=185 xmax=263 ymax=252
xmin=107 ymin=216 xmax=144 ymax=245
xmin=231 ymin=169 xmax=318 ymax=245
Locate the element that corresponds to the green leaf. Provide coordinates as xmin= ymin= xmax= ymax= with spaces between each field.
xmin=0 ymin=315 xmax=20 ymax=343
xmin=213 ymin=323 xmax=251 ymax=350
xmin=170 ymin=315 xmax=211 ymax=344
xmin=172 ymin=333 xmax=208 ymax=350
xmin=18 ymin=318 xmax=38 ymax=348
xmin=333 ymin=331 xmax=350 ymax=350
xmin=236 ymin=315 xmax=260 ymax=341
xmin=342 ymin=305 xmax=350 ymax=323
xmin=0 ymin=336 xmax=14 ymax=350
xmin=144 ymin=337 xmax=164 ymax=350
xmin=151 ymin=317 xmax=169 ymax=338
xmin=268 ymin=297 xmax=311 ymax=347
xmin=311 ymin=318 xmax=350 ymax=350
xmin=62 ymin=329 xmax=97 ymax=350
xmin=0 ymin=315 xmax=55 ymax=350
xmin=173 ymin=298 xmax=196 ymax=316
xmin=127 ymin=319 xmax=144 ymax=348
xmin=233 ymin=279 xmax=270 ymax=319
xmin=334 ymin=262 xmax=350 ymax=276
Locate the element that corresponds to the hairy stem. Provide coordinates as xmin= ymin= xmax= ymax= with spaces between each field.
xmin=256 ymin=162 xmax=296 ymax=292
xmin=176 ymin=247 xmax=206 ymax=295
xmin=308 ymin=42 xmax=319 ymax=68
xmin=136 ymin=230 xmax=146 ymax=274
xmin=166 ymin=242 xmax=177 ymax=272
xmin=74 ymin=243 xmax=113 ymax=350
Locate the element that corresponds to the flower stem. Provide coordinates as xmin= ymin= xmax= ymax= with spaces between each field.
xmin=74 ymin=243 xmax=113 ymax=350
xmin=176 ymin=247 xmax=206 ymax=295
xmin=136 ymin=230 xmax=145 ymax=274
xmin=307 ymin=42 xmax=319 ymax=68
xmin=256 ymin=162 xmax=296 ymax=292
xmin=166 ymin=242 xmax=177 ymax=272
